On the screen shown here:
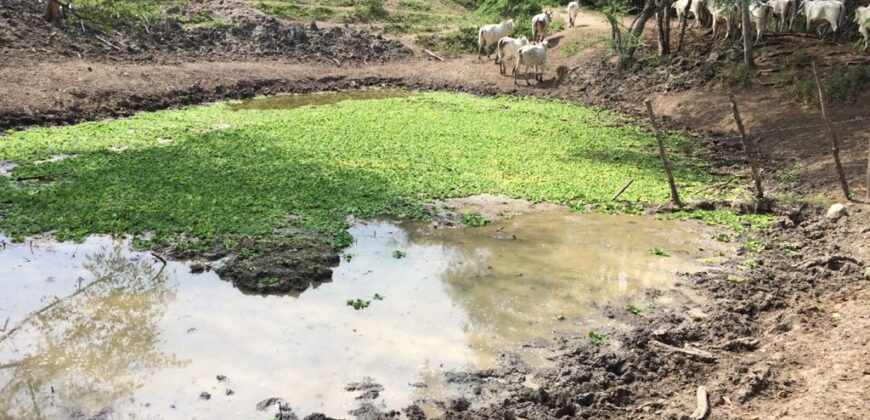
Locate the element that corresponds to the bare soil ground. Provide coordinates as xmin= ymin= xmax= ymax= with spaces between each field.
xmin=1 ymin=1 xmax=869 ymax=419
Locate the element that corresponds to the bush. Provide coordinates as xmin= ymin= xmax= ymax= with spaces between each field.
xmin=347 ymin=0 xmax=389 ymax=22
xmin=477 ymin=0 xmax=546 ymax=18
xmin=784 ymin=65 xmax=870 ymax=106
xmin=417 ymin=25 xmax=479 ymax=55
xmin=255 ymin=2 xmax=336 ymax=21
xmin=721 ymin=62 xmax=752 ymax=87
xmin=73 ymin=0 xmax=185 ymax=29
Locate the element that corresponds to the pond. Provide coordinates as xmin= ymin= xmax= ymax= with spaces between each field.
xmin=0 ymin=210 xmax=725 ymax=419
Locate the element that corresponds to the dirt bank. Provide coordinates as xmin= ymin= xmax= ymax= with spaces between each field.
xmin=0 ymin=0 xmax=411 ymax=66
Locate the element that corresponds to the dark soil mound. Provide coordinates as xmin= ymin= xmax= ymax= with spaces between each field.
xmin=567 ymin=41 xmax=740 ymax=104
xmin=0 ymin=0 xmax=412 ymax=65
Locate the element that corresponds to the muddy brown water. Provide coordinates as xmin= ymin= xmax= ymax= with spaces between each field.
xmin=228 ymin=90 xmax=415 ymax=111
xmin=0 ymin=210 xmax=726 ymax=419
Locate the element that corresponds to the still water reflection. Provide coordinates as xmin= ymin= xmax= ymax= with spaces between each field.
xmin=0 ymin=210 xmax=722 ymax=419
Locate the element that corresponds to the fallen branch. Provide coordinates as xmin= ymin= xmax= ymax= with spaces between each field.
xmin=330 ymin=57 xmax=341 ymax=67
xmin=423 ymin=49 xmax=445 ymax=62
xmin=690 ymin=386 xmax=709 ymax=420
xmin=151 ymin=252 xmax=167 ymax=265
xmin=649 ymin=340 xmax=716 ymax=362
xmin=611 ymin=179 xmax=634 ymax=201
xmin=95 ymin=35 xmax=122 ymax=51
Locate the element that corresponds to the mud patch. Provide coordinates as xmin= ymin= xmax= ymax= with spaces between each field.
xmin=214 ymin=237 xmax=340 ymax=294
xmin=422 ymin=205 xmax=868 ymax=419
xmin=425 ymin=194 xmax=564 ymax=227
xmin=229 ymin=89 xmax=414 ymax=111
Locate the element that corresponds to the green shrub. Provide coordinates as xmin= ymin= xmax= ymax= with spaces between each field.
xmin=398 ymin=0 xmax=432 ymax=11
xmin=255 ymin=2 xmax=336 ymax=21
xmin=346 ymin=0 xmax=389 ymax=22
xmin=417 ymin=25 xmax=479 ymax=55
xmin=721 ymin=62 xmax=752 ymax=87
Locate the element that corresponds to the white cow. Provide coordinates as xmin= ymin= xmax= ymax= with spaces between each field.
xmin=768 ymin=0 xmax=796 ymax=31
xmin=674 ymin=0 xmax=710 ymax=28
xmin=567 ymin=2 xmax=581 ymax=27
xmin=800 ymin=0 xmax=846 ymax=37
xmin=514 ymin=40 xmax=550 ymax=85
xmin=478 ymin=19 xmax=515 ymax=60
xmin=749 ymin=1 xmax=774 ymax=44
xmin=674 ymin=0 xmax=705 ymax=27
xmin=532 ymin=11 xmax=553 ymax=43
xmin=709 ymin=2 xmax=738 ymax=40
xmin=497 ymin=36 xmax=529 ymax=75
xmin=856 ymin=5 xmax=870 ymax=51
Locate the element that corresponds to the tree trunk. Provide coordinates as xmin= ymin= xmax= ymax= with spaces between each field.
xmin=676 ymin=0 xmax=691 ymax=52
xmin=43 ymin=0 xmax=62 ymax=25
xmin=656 ymin=1 xmax=673 ymax=56
xmin=739 ymin=0 xmax=754 ymax=67
xmin=621 ymin=0 xmax=658 ymax=67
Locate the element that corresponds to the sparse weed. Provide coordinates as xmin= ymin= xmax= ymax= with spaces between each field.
xmin=347 ymin=298 xmax=371 ymax=310
xmin=740 ymin=258 xmax=759 ymax=269
xmin=726 ymin=274 xmax=744 ymax=284
xmin=393 ymin=250 xmax=407 ymax=259
xmin=650 ymin=247 xmax=669 ymax=257
xmin=588 ymin=331 xmax=609 ymax=346
xmin=626 ymin=304 xmax=643 ymax=316
xmin=461 ymin=213 xmax=488 ymax=227
xmin=743 ymin=239 xmax=766 ymax=253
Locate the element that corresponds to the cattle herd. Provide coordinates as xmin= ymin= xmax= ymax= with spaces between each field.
xmin=478 ymin=0 xmax=870 ymax=85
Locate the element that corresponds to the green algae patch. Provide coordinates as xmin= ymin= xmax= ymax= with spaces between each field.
xmin=0 ymin=92 xmax=726 ymax=247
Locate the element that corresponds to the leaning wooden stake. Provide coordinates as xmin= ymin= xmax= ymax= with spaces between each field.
xmin=812 ymin=62 xmax=851 ymax=200
xmin=729 ymin=95 xmax=764 ymax=199
xmin=644 ymin=99 xmax=683 ymax=207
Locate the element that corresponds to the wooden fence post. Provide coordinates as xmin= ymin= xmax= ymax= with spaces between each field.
xmin=644 ymin=99 xmax=683 ymax=207
xmin=811 ymin=62 xmax=851 ymax=201
xmin=729 ymin=95 xmax=765 ymax=199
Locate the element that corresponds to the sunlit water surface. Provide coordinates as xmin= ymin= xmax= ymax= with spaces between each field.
xmin=0 ymin=210 xmax=724 ymax=419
